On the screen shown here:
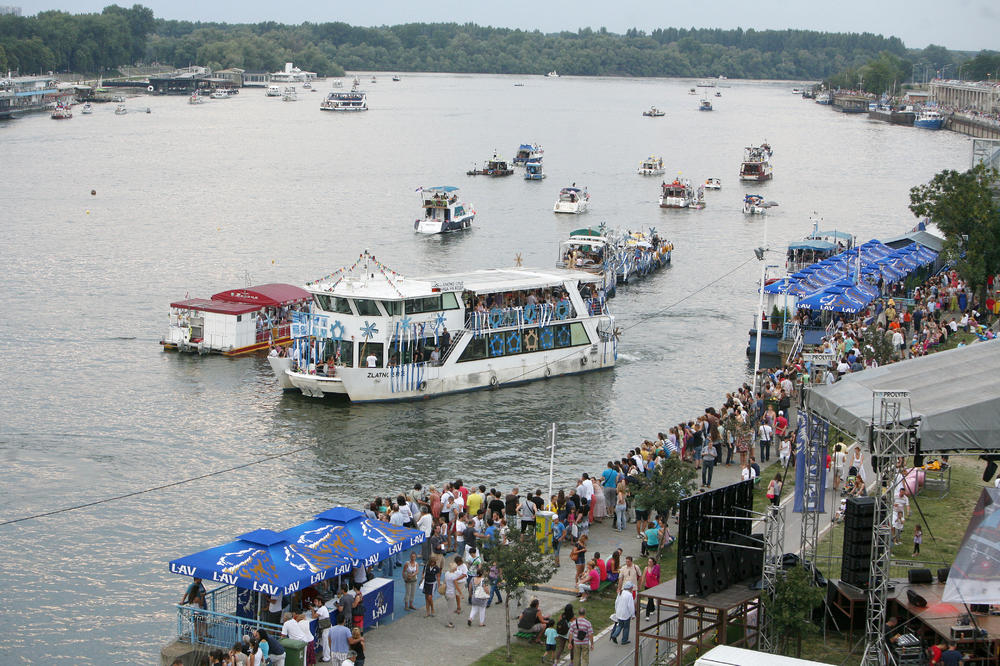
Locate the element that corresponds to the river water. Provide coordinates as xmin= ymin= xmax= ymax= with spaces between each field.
xmin=0 ymin=74 xmax=968 ymax=662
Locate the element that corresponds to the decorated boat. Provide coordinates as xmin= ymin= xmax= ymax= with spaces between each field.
xmin=513 ymin=143 xmax=542 ymax=165
xmin=699 ymin=98 xmax=713 ymax=111
xmin=556 ymin=229 xmax=617 ymax=298
xmin=414 ymin=186 xmax=475 ymax=234
xmin=268 ymin=252 xmax=618 ymax=402
xmin=658 ymin=178 xmax=695 ymax=208
xmin=743 ymin=194 xmax=775 ymax=215
xmin=524 ymin=158 xmax=546 ymax=180
xmin=320 ymin=87 xmax=368 ymax=111
xmin=642 ymin=106 xmax=665 ymax=117
xmin=637 ymin=155 xmax=665 ymax=176
xmin=50 ymin=103 xmax=72 ymax=119
xmin=739 ymin=143 xmax=773 ymax=181
xmin=467 ymin=153 xmax=514 ymax=177
xmin=612 ymin=229 xmax=673 ymax=284
xmin=161 ymin=284 xmax=311 ymax=356
xmin=704 ymin=177 xmax=721 ymax=190
xmin=553 ymin=186 xmax=589 ymax=214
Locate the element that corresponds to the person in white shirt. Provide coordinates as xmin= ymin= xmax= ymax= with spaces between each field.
xmin=312 ymin=597 xmax=332 ymax=661
xmin=281 ymin=610 xmax=311 ymax=642
xmin=417 ymin=506 xmax=434 ymax=561
xmin=758 ymin=423 xmax=773 ymax=463
xmin=266 ymin=593 xmax=283 ymax=625
xmin=833 ymin=443 xmax=847 ymax=491
xmin=741 ymin=463 xmax=757 ymax=482
xmin=365 ymin=351 xmax=377 ymax=367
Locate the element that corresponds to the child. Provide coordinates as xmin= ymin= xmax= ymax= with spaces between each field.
xmin=543 ymin=619 xmax=557 ymax=664
xmin=913 ymin=524 xmax=923 ymax=556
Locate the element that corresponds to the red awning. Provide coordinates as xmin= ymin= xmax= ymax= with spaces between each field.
xmin=211 ymin=283 xmax=310 ymax=307
xmin=169 ymin=299 xmax=261 ymax=315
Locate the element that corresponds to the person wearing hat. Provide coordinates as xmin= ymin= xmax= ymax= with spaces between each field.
xmin=609 ymin=581 xmax=635 ymax=645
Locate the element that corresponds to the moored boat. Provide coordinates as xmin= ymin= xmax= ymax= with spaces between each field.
xmin=162 ymin=283 xmax=311 ymax=356
xmin=637 ymin=155 xmax=665 ymax=176
xmin=269 ymin=252 xmax=618 ymax=402
xmin=513 ymin=143 xmax=542 ymax=165
xmin=658 ymin=178 xmax=695 ymax=208
xmin=815 ymin=92 xmax=831 ymax=105
xmin=467 ymin=154 xmax=514 ymax=177
xmin=914 ymin=109 xmax=945 ymax=130
xmin=210 ymin=90 xmax=228 ymax=99
xmin=414 ymin=186 xmax=475 ymax=234
xmin=642 ymin=106 xmax=665 ymax=117
xmin=553 ymin=186 xmax=589 ymax=214
xmin=524 ymin=158 xmax=546 ymax=180
xmin=739 ymin=143 xmax=773 ymax=181
xmin=50 ymin=102 xmax=72 ymax=119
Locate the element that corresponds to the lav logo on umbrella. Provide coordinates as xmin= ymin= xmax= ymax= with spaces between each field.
xmin=285 ymin=525 xmax=357 ymax=575
xmin=217 ymin=547 xmax=279 ymax=585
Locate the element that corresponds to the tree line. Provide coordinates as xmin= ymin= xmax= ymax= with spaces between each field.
xmin=0 ymin=5 xmax=992 ymax=85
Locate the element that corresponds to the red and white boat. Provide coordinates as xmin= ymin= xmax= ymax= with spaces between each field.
xmin=161 ymin=283 xmax=311 ymax=356
xmin=51 ymin=103 xmax=73 ymax=119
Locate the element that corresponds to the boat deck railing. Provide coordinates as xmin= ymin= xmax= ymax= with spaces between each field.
xmin=466 ymin=301 xmax=578 ymax=332
xmin=256 ymin=323 xmax=290 ymax=343
xmin=176 ymin=590 xmax=282 ymax=650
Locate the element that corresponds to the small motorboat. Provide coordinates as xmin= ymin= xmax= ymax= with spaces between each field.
xmin=210 ymin=90 xmax=228 ymax=99
xmin=145 ymin=107 xmax=151 ymax=114
xmin=303 ymin=82 xmax=312 ymax=89
xmin=114 ymin=103 xmax=127 ymax=115
xmin=112 ymin=95 xmax=125 ymax=103
xmin=553 ymin=186 xmax=589 ymax=214
xmin=282 ymin=87 xmax=297 ymax=102
xmin=414 ymin=185 xmax=475 ymax=234
xmin=699 ymin=98 xmax=713 ymax=111
xmin=642 ymin=106 xmax=665 ymax=117
xmin=392 ymin=75 xmax=401 ymax=82
xmin=688 ymin=88 xmax=697 ymax=95
xmin=370 ymin=75 xmax=377 ymax=83
xmin=188 ymin=92 xmax=205 ymax=105
xmin=51 ymin=103 xmax=72 ymax=119
xmin=637 ymin=155 xmax=665 ymax=176
xmin=715 ymin=91 xmax=722 ymax=98
xmin=704 ymin=178 xmax=721 ymax=190
xmin=546 ymin=71 xmax=559 ymax=78
xmin=513 ymin=82 xmax=525 ymax=87
xmin=524 ymin=158 xmax=546 ymax=180
xmin=332 ymin=80 xmax=343 ymax=88
xmin=744 ymin=194 xmax=778 ymax=216
xmin=80 ymin=102 xmax=93 ymax=115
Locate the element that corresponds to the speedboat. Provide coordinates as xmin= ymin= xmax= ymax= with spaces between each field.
xmin=642 ymin=106 xmax=665 ymax=117
xmin=743 ymin=194 xmax=777 ymax=216
xmin=414 ymin=186 xmax=475 ymax=234
xmin=303 ymin=82 xmax=312 ymax=89
xmin=553 ymin=186 xmax=589 ymax=214
xmin=546 ymin=71 xmax=559 ymax=78
xmin=688 ymin=88 xmax=697 ymax=95
xmin=370 ymin=75 xmax=377 ymax=83
xmin=210 ymin=90 xmax=228 ymax=99
xmin=740 ymin=143 xmax=773 ymax=181
xmin=392 ymin=75 xmax=401 ymax=82
xmin=266 ymin=85 xmax=282 ymax=97
xmin=114 ymin=103 xmax=127 ymax=115
xmin=80 ymin=103 xmax=93 ymax=115
xmin=282 ymin=87 xmax=297 ymax=102
xmin=659 ymin=178 xmax=695 ymax=208
xmin=467 ymin=154 xmax=514 ymax=177
xmin=715 ymin=91 xmax=722 ymax=98
xmin=524 ymin=158 xmax=546 ymax=180
xmin=50 ymin=103 xmax=72 ymax=119
xmin=268 ymin=250 xmax=617 ymax=402
xmin=513 ymin=143 xmax=542 ymax=166
xmin=188 ymin=92 xmax=205 ymax=105
xmin=699 ymin=98 xmax=713 ymax=111
xmin=637 ymin=156 xmax=665 ymax=176
xmin=704 ymin=177 xmax=721 ymax=190
xmin=914 ymin=109 xmax=945 ymax=130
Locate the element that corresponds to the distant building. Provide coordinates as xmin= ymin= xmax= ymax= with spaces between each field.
xmin=930 ymin=79 xmax=1000 ymax=114
xmin=242 ymin=71 xmax=269 ymax=87
xmin=215 ymin=68 xmax=245 ymax=87
xmin=0 ymin=6 xmax=22 ymax=16
xmin=269 ymin=62 xmax=316 ymax=83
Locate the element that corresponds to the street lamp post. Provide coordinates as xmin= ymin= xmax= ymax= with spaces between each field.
xmin=751 ymin=218 xmax=769 ymax=399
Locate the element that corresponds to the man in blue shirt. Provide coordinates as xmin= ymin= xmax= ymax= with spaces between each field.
xmin=484 ymin=519 xmax=498 ymax=541
xmin=329 ymin=618 xmax=352 ymax=663
xmin=601 ymin=462 xmax=618 ymax=521
xmin=552 ymin=515 xmax=567 ymax=566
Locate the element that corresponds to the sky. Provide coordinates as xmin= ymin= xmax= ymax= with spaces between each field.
xmin=10 ymin=0 xmax=999 ymax=52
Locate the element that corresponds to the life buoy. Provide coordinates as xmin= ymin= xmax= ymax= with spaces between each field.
xmin=544 ymin=367 xmax=552 ymax=378
xmin=580 ymin=356 xmax=588 ymax=366
xmin=489 ymin=374 xmax=499 ymax=388
xmin=418 ymin=380 xmax=427 ymax=391
xmin=147 ymin=85 xmax=154 ymax=92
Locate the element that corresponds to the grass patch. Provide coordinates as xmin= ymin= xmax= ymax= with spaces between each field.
xmin=472 ymin=590 xmax=617 ymax=665
xmin=936 ymin=329 xmax=979 ymax=352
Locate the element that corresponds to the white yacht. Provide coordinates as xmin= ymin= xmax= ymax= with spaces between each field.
xmin=658 ymin=178 xmax=695 ymax=208
xmin=414 ymin=186 xmax=475 ymax=234
xmin=553 ymin=186 xmax=589 ymax=214
xmin=282 ymin=87 xmax=297 ymax=102
xmin=739 ymin=143 xmax=773 ymax=181
xmin=320 ymin=88 xmax=368 ymax=112
xmin=637 ymin=155 xmax=665 ymax=176
xmin=268 ymin=252 xmax=617 ymax=402
xmin=266 ymin=85 xmax=282 ymax=97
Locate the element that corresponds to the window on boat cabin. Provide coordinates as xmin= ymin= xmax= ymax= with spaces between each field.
xmin=404 ymin=296 xmax=442 ymax=314
xmin=353 ymin=298 xmax=382 ymax=316
xmin=237 ymin=315 xmax=242 ymax=322
xmin=457 ymin=335 xmax=488 ymax=362
xmin=380 ymin=300 xmax=403 ymax=316
xmin=441 ymin=292 xmax=460 ymax=310
xmin=314 ymin=294 xmax=353 ymax=315
xmin=360 ymin=342 xmax=384 ymax=368
xmin=318 ymin=339 xmax=354 ymax=367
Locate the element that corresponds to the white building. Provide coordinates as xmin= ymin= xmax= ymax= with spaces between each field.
xmin=269 ymin=62 xmax=317 ymax=83
xmin=930 ymin=79 xmax=1000 ymax=114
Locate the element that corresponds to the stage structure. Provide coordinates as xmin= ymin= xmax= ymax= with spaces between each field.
xmin=758 ymin=502 xmax=786 ymax=653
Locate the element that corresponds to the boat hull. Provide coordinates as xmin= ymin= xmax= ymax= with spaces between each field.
xmin=913 ymin=118 xmax=944 ymax=130
xmin=554 ymin=201 xmax=588 ymax=214
xmin=658 ymin=198 xmax=693 ymax=208
xmin=162 ymin=335 xmax=293 ymax=357
xmin=415 ymin=215 xmax=474 ymax=234
xmin=638 ymin=168 xmax=665 ymax=176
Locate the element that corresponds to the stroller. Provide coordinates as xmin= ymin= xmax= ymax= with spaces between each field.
xmin=843 ymin=466 xmax=859 ymax=497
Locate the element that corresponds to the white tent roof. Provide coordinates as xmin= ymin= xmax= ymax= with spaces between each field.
xmin=803 ymin=341 xmax=1000 ymax=452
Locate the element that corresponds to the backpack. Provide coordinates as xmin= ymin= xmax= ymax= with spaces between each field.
xmin=557 ymin=617 xmax=569 ymax=637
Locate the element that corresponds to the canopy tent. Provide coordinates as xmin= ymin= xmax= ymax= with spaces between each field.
xmin=943 ymin=488 xmax=1000 ymax=605
xmin=283 ymin=507 xmax=426 ymax=569
xmin=168 ymin=528 xmax=353 ymax=596
xmin=797 ymin=285 xmax=871 ymax=313
xmin=803 ymin=341 xmax=1000 ymax=452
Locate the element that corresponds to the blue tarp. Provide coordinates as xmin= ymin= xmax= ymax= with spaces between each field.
xmin=424 ymin=186 xmax=458 ymax=192
xmin=168 ymin=528 xmax=354 ymax=596
xmin=788 ymin=239 xmax=837 ymax=251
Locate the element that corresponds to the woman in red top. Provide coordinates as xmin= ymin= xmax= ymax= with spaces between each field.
xmin=641 ymin=558 xmax=661 ymax=617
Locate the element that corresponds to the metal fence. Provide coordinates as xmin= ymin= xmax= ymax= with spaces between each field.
xmin=176 ymin=604 xmax=282 ymax=650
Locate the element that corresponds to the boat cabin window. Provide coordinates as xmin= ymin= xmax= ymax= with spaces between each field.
xmin=441 ymin=292 xmax=460 ymax=310
xmin=317 ymin=339 xmax=354 ymax=368
xmin=405 ymin=296 xmax=442 ymax=314
xmin=314 ymin=294 xmax=353 ymax=315
xmin=353 ymin=298 xmax=382 ymax=316
xmin=457 ymin=322 xmax=590 ymax=363
xmin=380 ymin=300 xmax=403 ymax=316
xmin=236 ymin=315 xmax=243 ymax=322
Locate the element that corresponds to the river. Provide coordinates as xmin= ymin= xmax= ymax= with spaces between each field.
xmin=0 ymin=73 xmax=968 ymax=662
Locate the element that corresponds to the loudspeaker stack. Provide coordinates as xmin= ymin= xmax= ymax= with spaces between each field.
xmin=841 ymin=496 xmax=875 ymax=588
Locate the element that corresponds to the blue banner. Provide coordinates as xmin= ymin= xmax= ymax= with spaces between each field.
xmin=793 ymin=413 xmax=808 ymax=512
xmin=362 ymin=578 xmax=394 ymax=628
xmin=793 ymin=413 xmax=827 ymax=513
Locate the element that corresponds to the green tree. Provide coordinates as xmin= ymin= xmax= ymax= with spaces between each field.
xmin=858 ymin=323 xmax=895 ymax=366
xmin=909 ymin=164 xmax=1000 ymax=304
xmin=762 ymin=565 xmax=825 ymax=656
xmin=632 ymin=453 xmax=698 ymax=519
xmin=479 ymin=532 xmax=558 ymax=662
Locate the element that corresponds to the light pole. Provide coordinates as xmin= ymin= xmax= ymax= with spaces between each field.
xmin=751 ymin=217 xmax=769 ymax=399
xmin=546 ymin=423 xmax=556 ymax=504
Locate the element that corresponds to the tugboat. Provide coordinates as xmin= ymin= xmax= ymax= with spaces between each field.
xmin=467 ymin=154 xmax=515 ymax=177
xmin=50 ymin=102 xmax=72 ymax=119
xmin=524 ymin=158 xmax=546 ymax=180
xmin=553 ymin=186 xmax=590 ymax=214
xmin=513 ymin=143 xmax=542 ymax=166
xmin=642 ymin=106 xmax=665 ymax=117
xmin=658 ymin=178 xmax=696 ymax=208
xmin=637 ymin=156 xmax=665 ymax=176
xmin=414 ymin=186 xmax=476 ymax=234
xmin=739 ymin=143 xmax=773 ymax=181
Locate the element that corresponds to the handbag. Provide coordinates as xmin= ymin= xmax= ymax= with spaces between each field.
xmin=317 ymin=616 xmax=332 ymax=630
xmin=575 ymin=619 xmax=587 ymax=642
xmin=474 ymin=581 xmax=490 ymax=600
xmin=437 ymin=582 xmax=447 ymax=595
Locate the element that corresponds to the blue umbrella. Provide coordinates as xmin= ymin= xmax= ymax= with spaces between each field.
xmin=168 ymin=528 xmax=353 ymax=596
xmin=798 ymin=285 xmax=871 ymax=314
xmin=283 ymin=507 xmax=426 ymax=569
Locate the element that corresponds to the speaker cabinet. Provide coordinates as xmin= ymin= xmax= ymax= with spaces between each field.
xmin=908 ymin=568 xmax=933 ymax=585
xmin=938 ymin=568 xmax=950 ymax=583
xmin=907 ymin=589 xmax=927 ymax=608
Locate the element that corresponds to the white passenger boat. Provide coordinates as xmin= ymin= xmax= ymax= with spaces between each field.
xmin=282 ymin=87 xmax=297 ymax=102
xmin=269 ymin=252 xmax=617 ymax=402
xmin=704 ymin=177 xmax=721 ymax=190
xmin=320 ymin=88 xmax=368 ymax=112
xmin=739 ymin=143 xmax=773 ymax=181
xmin=210 ymin=90 xmax=228 ymax=99
xmin=414 ymin=186 xmax=475 ymax=234
xmin=80 ymin=102 xmax=93 ymax=114
xmin=266 ymin=85 xmax=282 ymax=97
xmin=553 ymin=186 xmax=589 ymax=214
xmin=658 ymin=178 xmax=695 ymax=208
xmin=637 ymin=155 xmax=665 ymax=176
